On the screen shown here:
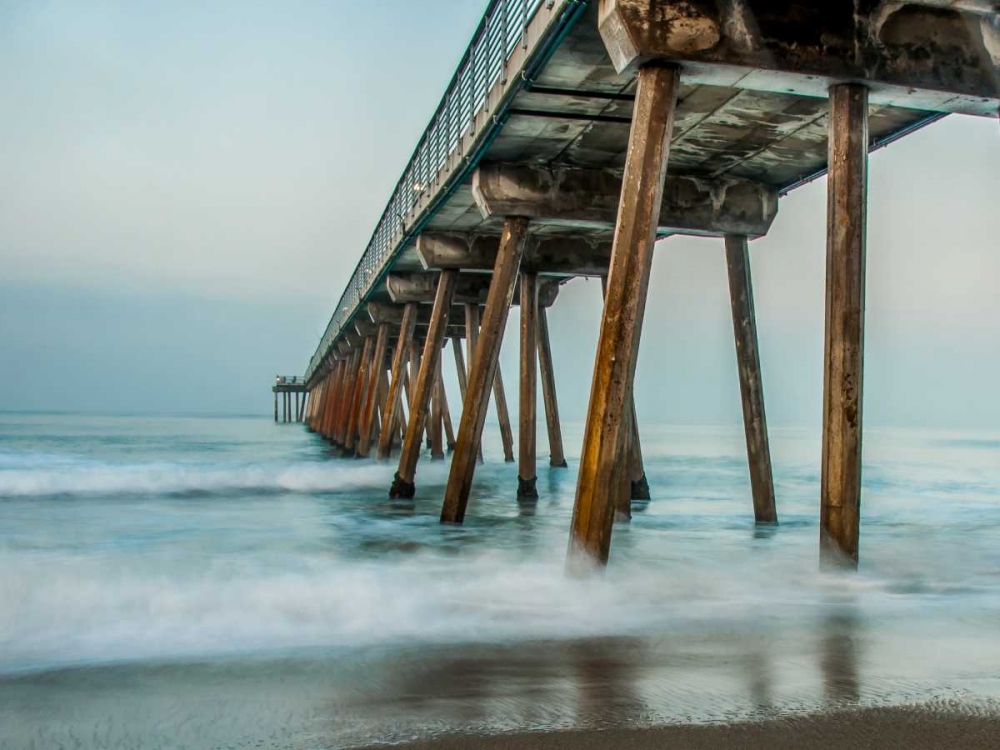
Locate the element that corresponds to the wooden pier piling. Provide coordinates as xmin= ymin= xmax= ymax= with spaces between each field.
xmin=441 ymin=216 xmax=528 ymax=523
xmin=335 ymin=349 xmax=360 ymax=446
xmin=536 ymin=306 xmax=567 ymax=468
xmin=569 ymin=64 xmax=680 ymax=569
xmin=518 ymin=272 xmax=539 ymax=501
xmin=308 ymin=379 xmax=321 ymax=431
xmin=429 ymin=359 xmax=445 ymax=460
xmin=493 ymin=364 xmax=515 ymax=463
xmin=438 ymin=364 xmax=456 ymax=451
xmin=628 ymin=402 xmax=649 ymax=500
xmin=329 ymin=363 xmax=346 ymax=439
xmin=378 ymin=303 xmax=417 ymax=461
xmin=390 ymin=270 xmax=458 ymax=498
xmin=821 ymin=83 xmax=869 ymax=569
xmin=345 ymin=335 xmax=374 ymax=454
xmin=725 ymin=234 xmax=777 ymax=525
xmin=319 ymin=365 xmax=336 ymax=439
xmin=356 ymin=323 xmax=389 ymax=458
xmin=376 ymin=366 xmax=390 ymax=442
xmin=452 ymin=334 xmax=483 ymax=463
xmin=331 ymin=364 xmax=344 ymax=437
xmin=615 ymin=400 xmax=635 ymax=523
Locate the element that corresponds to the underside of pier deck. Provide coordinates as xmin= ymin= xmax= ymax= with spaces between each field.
xmin=293 ymin=0 xmax=999 ymax=572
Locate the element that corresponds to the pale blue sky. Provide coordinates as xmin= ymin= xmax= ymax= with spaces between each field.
xmin=1 ymin=1 xmax=997 ymax=428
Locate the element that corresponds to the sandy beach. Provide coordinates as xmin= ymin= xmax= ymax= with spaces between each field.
xmin=361 ymin=705 xmax=1000 ymax=749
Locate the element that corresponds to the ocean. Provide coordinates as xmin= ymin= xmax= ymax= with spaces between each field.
xmin=1 ymin=412 xmax=998 ymax=748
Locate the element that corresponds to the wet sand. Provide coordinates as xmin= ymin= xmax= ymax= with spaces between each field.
xmin=361 ymin=705 xmax=1000 ymax=749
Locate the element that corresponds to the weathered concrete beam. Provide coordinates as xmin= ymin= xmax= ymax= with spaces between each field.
xmin=418 ymin=233 xmax=614 ymax=276
xmin=387 ymin=272 xmax=560 ymax=307
xmin=344 ymin=331 xmax=363 ymax=348
xmin=388 ymin=273 xmax=491 ymax=305
xmin=368 ymin=301 xmax=473 ymax=327
xmin=598 ymin=0 xmax=1000 ymax=116
xmin=472 ymin=163 xmax=778 ymax=238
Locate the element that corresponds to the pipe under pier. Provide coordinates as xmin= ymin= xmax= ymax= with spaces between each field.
xmin=287 ymin=0 xmax=999 ymax=571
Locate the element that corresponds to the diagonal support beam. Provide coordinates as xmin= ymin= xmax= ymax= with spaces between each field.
xmin=356 ymin=323 xmax=389 ymax=458
xmin=324 ymin=361 xmax=345 ymax=441
xmin=452 ymin=335 xmax=483 ymax=463
xmin=466 ymin=302 xmax=514 ymax=463
xmin=536 ymin=306 xmax=567 ymax=468
xmin=377 ymin=303 xmax=418 ymax=461
xmin=336 ymin=348 xmax=361 ymax=446
xmin=344 ymin=335 xmax=374 ymax=455
xmin=320 ymin=364 xmax=339 ymax=440
xmin=569 ymin=63 xmax=680 ymax=570
xmin=629 ymin=401 xmax=649 ymax=500
xmin=493 ymin=364 xmax=516 ymax=464
xmin=441 ymin=217 xmax=529 ymax=523
xmin=438 ymin=363 xmax=456 ymax=451
xmin=390 ymin=271 xmax=458 ymax=498
xmin=725 ymin=234 xmax=778 ymax=525
xmin=429 ymin=358 xmax=445 ymax=460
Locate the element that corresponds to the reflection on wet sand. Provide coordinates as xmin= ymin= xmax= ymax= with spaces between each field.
xmin=821 ymin=601 xmax=861 ymax=706
xmin=0 ymin=608 xmax=984 ymax=750
xmin=741 ymin=649 xmax=774 ymax=713
xmin=325 ymin=617 xmax=865 ymax=744
xmin=570 ymin=638 xmax=647 ymax=729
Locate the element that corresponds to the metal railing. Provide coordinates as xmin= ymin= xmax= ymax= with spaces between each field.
xmin=305 ymin=0 xmax=563 ymax=384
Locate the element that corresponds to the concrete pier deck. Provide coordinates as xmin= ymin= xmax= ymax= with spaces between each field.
xmin=288 ymin=0 xmax=998 ymax=568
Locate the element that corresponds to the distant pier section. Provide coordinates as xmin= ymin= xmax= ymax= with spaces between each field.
xmin=273 ymin=376 xmax=307 ymax=423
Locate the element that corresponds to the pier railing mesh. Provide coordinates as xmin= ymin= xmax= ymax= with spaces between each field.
xmin=306 ymin=0 xmax=550 ymax=382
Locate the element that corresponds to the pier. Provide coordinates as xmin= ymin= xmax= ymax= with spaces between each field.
xmin=273 ymin=376 xmax=307 ymax=423
xmin=285 ymin=0 xmax=999 ymax=569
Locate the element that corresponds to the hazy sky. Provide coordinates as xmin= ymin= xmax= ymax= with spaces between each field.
xmin=1 ymin=1 xmax=997 ymax=429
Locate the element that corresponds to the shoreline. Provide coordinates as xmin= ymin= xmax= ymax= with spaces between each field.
xmin=354 ymin=705 xmax=1000 ymax=749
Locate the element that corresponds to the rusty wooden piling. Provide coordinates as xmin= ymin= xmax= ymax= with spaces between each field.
xmin=821 ymin=83 xmax=869 ymax=569
xmin=441 ymin=217 xmax=528 ymax=523
xmin=378 ymin=303 xmax=417 ymax=461
xmin=390 ymin=270 xmax=458 ymax=498
xmin=357 ymin=323 xmax=389 ymax=458
xmin=518 ymin=272 xmax=539 ymax=501
xmin=536 ymin=305 xmax=567 ymax=468
xmin=430 ymin=358 xmax=445 ymax=460
xmin=493 ymin=364 xmax=515 ymax=463
xmin=569 ymin=64 xmax=680 ymax=569
xmin=438 ymin=364 xmax=456 ymax=451
xmin=628 ymin=402 xmax=649 ymax=500
xmin=725 ymin=234 xmax=778 ymax=525
xmin=345 ymin=335 xmax=374 ymax=454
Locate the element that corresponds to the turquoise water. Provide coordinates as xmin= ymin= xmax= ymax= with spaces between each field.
xmin=1 ymin=413 xmax=998 ymax=748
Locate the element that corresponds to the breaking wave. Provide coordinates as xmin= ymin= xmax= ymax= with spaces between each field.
xmin=0 ymin=451 xmax=391 ymax=498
